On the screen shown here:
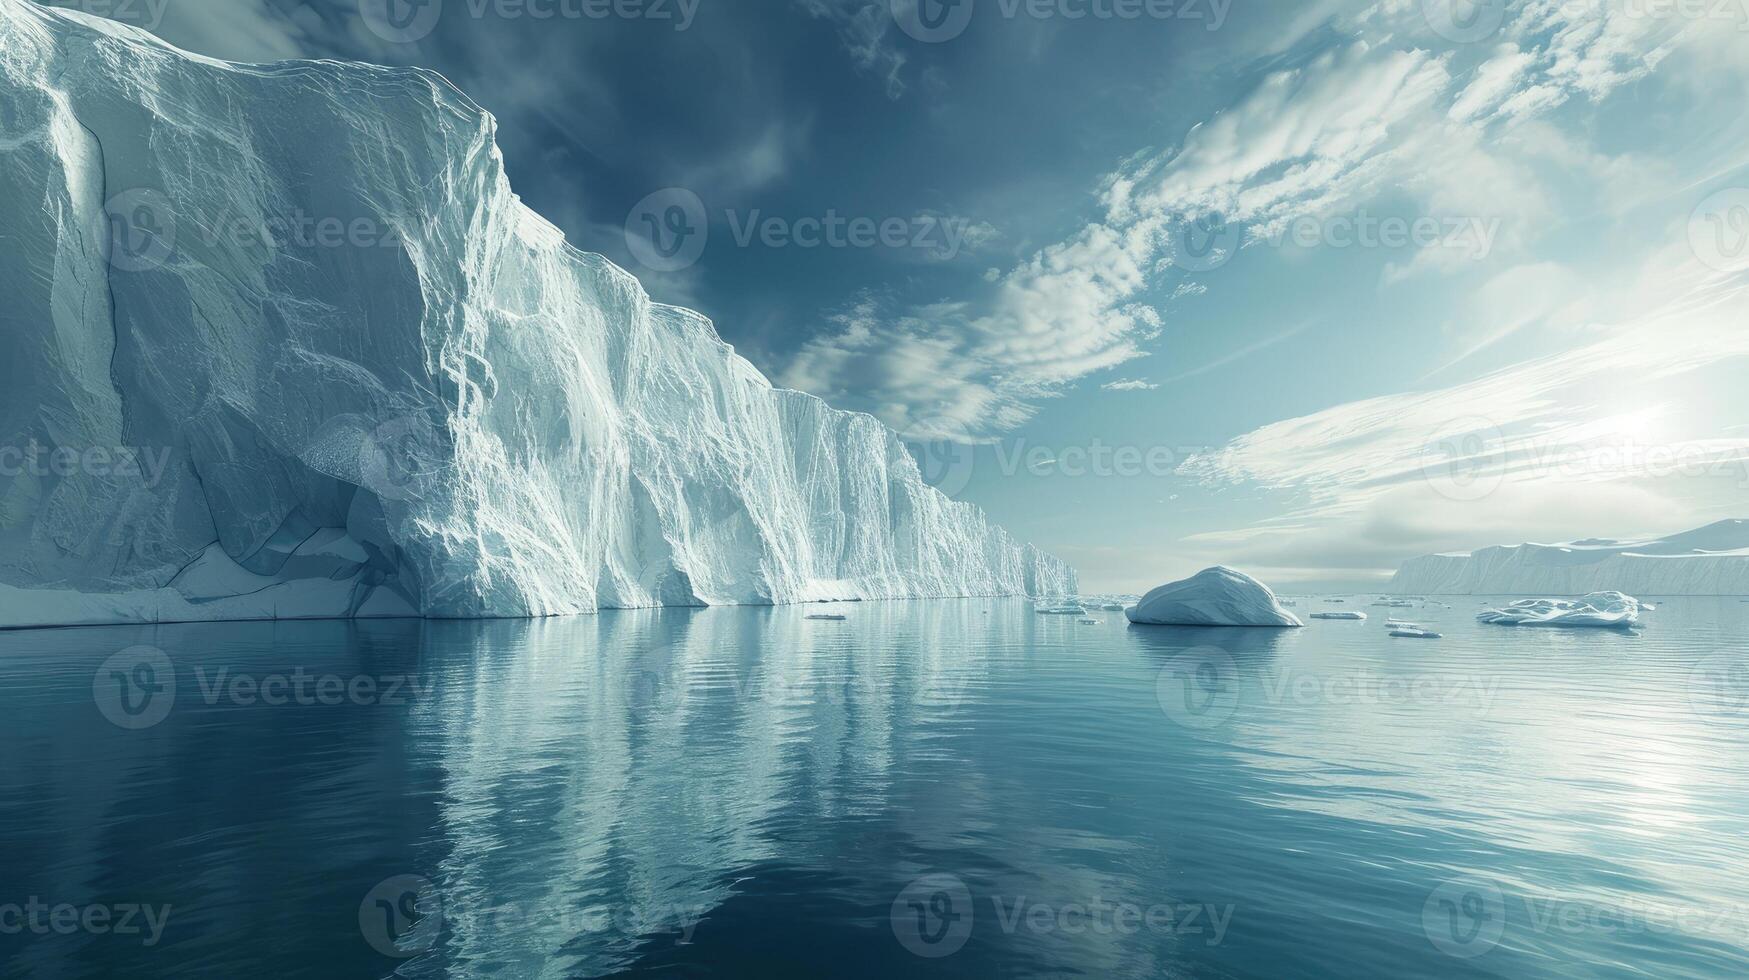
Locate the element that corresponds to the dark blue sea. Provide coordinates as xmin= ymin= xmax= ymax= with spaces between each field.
xmin=3 ymin=597 xmax=1748 ymax=978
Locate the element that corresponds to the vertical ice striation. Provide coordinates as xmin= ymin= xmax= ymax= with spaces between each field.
xmin=0 ymin=0 xmax=1075 ymax=628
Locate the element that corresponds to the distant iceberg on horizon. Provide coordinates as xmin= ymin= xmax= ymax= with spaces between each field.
xmin=0 ymin=1 xmax=1074 ymax=629
xmin=1388 ymin=521 xmax=1749 ymax=596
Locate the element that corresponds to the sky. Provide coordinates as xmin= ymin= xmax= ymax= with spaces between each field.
xmin=48 ymin=0 xmax=1749 ymax=592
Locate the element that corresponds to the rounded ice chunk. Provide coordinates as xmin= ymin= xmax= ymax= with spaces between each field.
xmin=1124 ymin=567 xmax=1303 ymax=627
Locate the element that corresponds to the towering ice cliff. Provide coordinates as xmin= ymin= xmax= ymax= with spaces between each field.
xmin=0 ymin=1 xmax=1075 ymax=628
xmin=1388 ymin=521 xmax=1749 ymax=596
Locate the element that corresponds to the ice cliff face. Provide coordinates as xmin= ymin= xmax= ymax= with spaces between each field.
xmin=1389 ymin=521 xmax=1749 ymax=596
xmin=0 ymin=1 xmax=1075 ymax=628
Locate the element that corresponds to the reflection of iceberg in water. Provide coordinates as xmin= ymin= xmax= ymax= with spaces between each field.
xmin=404 ymin=601 xmax=1032 ymax=977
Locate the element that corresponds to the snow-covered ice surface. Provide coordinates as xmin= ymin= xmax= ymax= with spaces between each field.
xmin=0 ymin=2 xmax=1074 ymax=629
xmin=1124 ymin=567 xmax=1303 ymax=627
xmin=1476 ymin=592 xmax=1643 ymax=629
xmin=1390 ymin=521 xmax=1749 ymax=596
xmin=1310 ymin=611 xmax=1367 ymax=621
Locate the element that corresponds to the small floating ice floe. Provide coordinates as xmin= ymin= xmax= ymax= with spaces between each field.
xmin=1036 ymin=603 xmax=1087 ymax=615
xmin=1078 ymin=618 xmax=1101 ymax=625
xmin=1476 ymin=591 xmax=1642 ymax=629
xmin=1310 ymin=611 xmax=1367 ymax=621
xmin=1124 ymin=566 xmax=1303 ymax=627
xmin=805 ymin=613 xmax=847 ymax=621
xmin=1384 ymin=619 xmax=1418 ymax=629
xmin=1372 ymin=599 xmax=1415 ymax=608
xmin=1390 ymin=628 xmax=1442 ymax=639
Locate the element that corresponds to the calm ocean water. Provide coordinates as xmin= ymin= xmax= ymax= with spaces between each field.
xmin=3 ymin=597 xmax=1747 ymax=978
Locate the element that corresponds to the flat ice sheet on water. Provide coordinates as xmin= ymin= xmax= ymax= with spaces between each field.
xmin=1476 ymin=592 xmax=1643 ymax=629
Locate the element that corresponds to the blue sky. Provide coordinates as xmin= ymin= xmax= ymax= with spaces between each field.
xmin=57 ymin=0 xmax=1749 ymax=592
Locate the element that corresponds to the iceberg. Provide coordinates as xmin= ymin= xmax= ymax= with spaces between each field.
xmin=1476 ymin=592 xmax=1642 ymax=629
xmin=0 ymin=2 xmax=1075 ymax=629
xmin=1124 ymin=567 xmax=1303 ymax=627
xmin=1389 ymin=521 xmax=1749 ymax=596
xmin=1309 ymin=611 xmax=1367 ymax=621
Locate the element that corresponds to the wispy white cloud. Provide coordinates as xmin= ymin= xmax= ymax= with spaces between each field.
xmin=1177 ymin=271 xmax=1749 ymax=575
xmin=42 ymin=0 xmax=318 ymax=61
xmin=786 ymin=0 xmax=1748 ymax=441
xmin=1162 ymin=317 xmax=1319 ymax=385
xmin=1101 ymin=378 xmax=1158 ymax=391
xmin=787 ymin=40 xmax=1460 ymax=435
xmin=793 ymin=0 xmax=909 ymax=98
xmin=780 ymin=220 xmax=1165 ymax=435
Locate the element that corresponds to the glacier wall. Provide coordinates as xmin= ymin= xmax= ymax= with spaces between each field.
xmin=1387 ymin=521 xmax=1749 ymax=596
xmin=0 ymin=0 xmax=1075 ymax=629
